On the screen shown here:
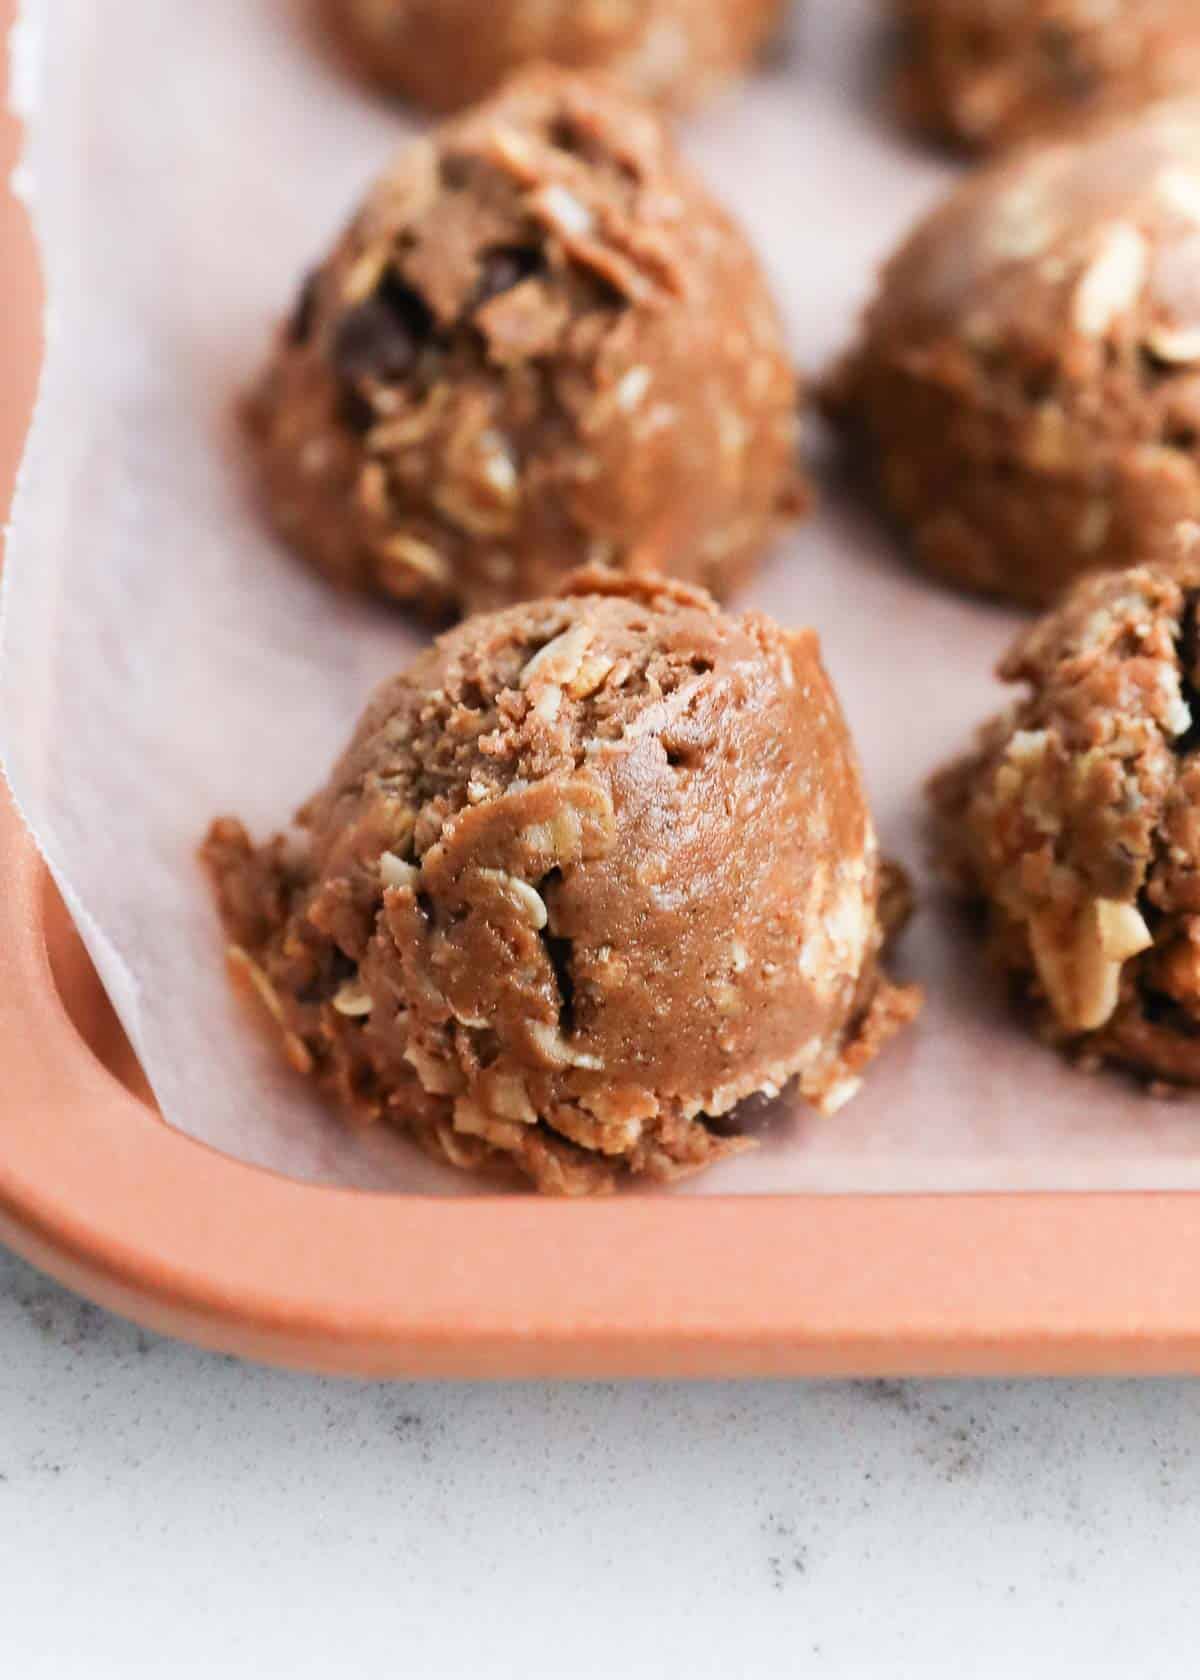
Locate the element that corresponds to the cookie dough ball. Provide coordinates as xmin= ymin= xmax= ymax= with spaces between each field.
xmin=828 ymin=102 xmax=1200 ymax=608
xmin=203 ymin=573 xmax=918 ymax=1195
xmin=324 ymin=0 xmax=786 ymax=114
xmin=931 ymin=546 xmax=1200 ymax=1082
xmin=891 ymin=0 xmax=1200 ymax=154
xmin=247 ymin=68 xmax=802 ymax=618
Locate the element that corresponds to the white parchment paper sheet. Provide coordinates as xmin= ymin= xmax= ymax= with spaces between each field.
xmin=6 ymin=0 xmax=1200 ymax=1192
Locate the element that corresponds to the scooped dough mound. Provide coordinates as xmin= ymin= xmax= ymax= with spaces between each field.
xmin=247 ymin=66 xmax=803 ymax=618
xmin=829 ymin=101 xmax=1200 ymax=607
xmin=325 ymin=0 xmax=786 ymax=114
xmin=931 ymin=539 xmax=1200 ymax=1083
xmin=203 ymin=572 xmax=919 ymax=1194
xmin=890 ymin=0 xmax=1200 ymax=154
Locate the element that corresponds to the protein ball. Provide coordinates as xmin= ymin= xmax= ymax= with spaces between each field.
xmin=323 ymin=0 xmax=786 ymax=114
xmin=891 ymin=0 xmax=1200 ymax=154
xmin=202 ymin=573 xmax=919 ymax=1196
xmin=930 ymin=542 xmax=1200 ymax=1084
xmin=246 ymin=68 xmax=803 ymax=619
xmin=827 ymin=102 xmax=1200 ymax=608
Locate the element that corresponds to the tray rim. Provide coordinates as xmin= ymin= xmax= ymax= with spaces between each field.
xmin=7 ymin=14 xmax=1200 ymax=1379
xmin=9 ymin=784 xmax=1200 ymax=1378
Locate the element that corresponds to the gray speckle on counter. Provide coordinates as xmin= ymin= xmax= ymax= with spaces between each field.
xmin=3 ymin=1243 xmax=1200 ymax=1677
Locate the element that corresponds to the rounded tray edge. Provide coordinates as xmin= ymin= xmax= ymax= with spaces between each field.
xmin=7 ymin=782 xmax=1200 ymax=1378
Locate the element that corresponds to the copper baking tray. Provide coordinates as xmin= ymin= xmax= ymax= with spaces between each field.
xmin=7 ymin=10 xmax=1200 ymax=1377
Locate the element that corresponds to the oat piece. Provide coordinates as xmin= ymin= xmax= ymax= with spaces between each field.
xmin=890 ymin=0 xmax=1200 ymax=154
xmin=324 ymin=0 xmax=786 ymax=114
xmin=202 ymin=571 xmax=919 ymax=1196
xmin=930 ymin=540 xmax=1200 ymax=1083
xmin=827 ymin=101 xmax=1200 ymax=607
xmin=246 ymin=67 xmax=804 ymax=619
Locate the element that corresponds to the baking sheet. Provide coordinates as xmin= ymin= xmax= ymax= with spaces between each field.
xmin=6 ymin=0 xmax=1200 ymax=1193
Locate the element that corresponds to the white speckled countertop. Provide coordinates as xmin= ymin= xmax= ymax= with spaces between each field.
xmin=2 ymin=1245 xmax=1196 ymax=1676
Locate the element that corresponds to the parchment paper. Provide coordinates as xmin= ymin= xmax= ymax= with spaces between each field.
xmin=7 ymin=0 xmax=1200 ymax=1193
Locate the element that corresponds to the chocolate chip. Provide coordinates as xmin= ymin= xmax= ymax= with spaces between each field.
xmin=286 ymin=270 xmax=320 ymax=346
xmin=336 ymin=383 xmax=377 ymax=435
xmin=548 ymin=115 xmax=586 ymax=156
xmin=1176 ymin=595 xmax=1200 ymax=758
xmin=438 ymin=153 xmax=471 ymax=191
xmin=547 ymin=114 xmax=638 ymax=182
xmin=332 ymin=273 xmax=434 ymax=385
xmin=702 ymin=1110 xmax=746 ymax=1139
xmin=475 ymin=245 xmax=543 ymax=305
xmin=296 ymin=947 xmax=357 ymax=1006
xmin=1039 ymin=24 xmax=1099 ymax=101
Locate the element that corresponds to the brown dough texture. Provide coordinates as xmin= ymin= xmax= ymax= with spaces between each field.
xmin=324 ymin=0 xmax=786 ymax=114
xmin=202 ymin=572 xmax=919 ymax=1196
xmin=246 ymin=67 xmax=803 ymax=619
xmin=827 ymin=101 xmax=1200 ymax=608
xmin=930 ymin=538 xmax=1200 ymax=1085
xmin=891 ymin=0 xmax=1200 ymax=154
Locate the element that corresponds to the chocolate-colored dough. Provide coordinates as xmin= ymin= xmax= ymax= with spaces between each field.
xmin=246 ymin=68 xmax=803 ymax=619
xmin=931 ymin=538 xmax=1200 ymax=1084
xmin=891 ymin=0 xmax=1200 ymax=154
xmin=828 ymin=102 xmax=1200 ymax=608
xmin=324 ymin=0 xmax=786 ymax=114
xmin=202 ymin=572 xmax=919 ymax=1195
